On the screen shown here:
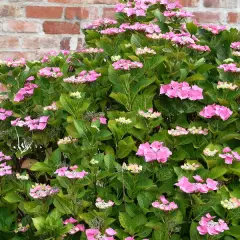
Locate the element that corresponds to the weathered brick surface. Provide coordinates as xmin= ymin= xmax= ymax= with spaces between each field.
xmin=0 ymin=0 xmax=239 ymax=60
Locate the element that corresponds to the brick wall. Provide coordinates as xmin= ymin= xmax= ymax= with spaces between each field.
xmin=0 ymin=0 xmax=239 ymax=60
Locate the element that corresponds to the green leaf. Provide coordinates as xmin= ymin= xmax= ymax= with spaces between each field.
xmin=186 ymin=74 xmax=205 ymax=82
xmin=110 ymin=92 xmax=129 ymax=110
xmin=104 ymin=154 xmax=115 ymax=171
xmin=53 ymin=197 xmax=73 ymax=215
xmin=209 ymin=166 xmax=227 ymax=179
xmin=190 ymin=221 xmax=200 ymax=240
xmin=32 ymin=217 xmax=45 ymax=232
xmin=30 ymin=162 xmax=52 ymax=174
xmin=131 ymin=34 xmax=143 ymax=48
xmin=186 ymin=22 xmax=198 ymax=35
xmin=4 ymin=192 xmax=23 ymax=203
xmin=117 ymin=136 xmax=136 ymax=158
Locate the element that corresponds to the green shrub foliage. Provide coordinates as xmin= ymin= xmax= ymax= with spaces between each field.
xmin=0 ymin=0 xmax=240 ymax=239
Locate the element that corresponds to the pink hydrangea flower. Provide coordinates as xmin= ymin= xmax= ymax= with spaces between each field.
xmin=160 ymin=81 xmax=203 ymax=101
xmin=100 ymin=28 xmax=126 ymax=35
xmin=86 ymin=228 xmax=116 ymax=240
xmin=125 ymin=237 xmax=135 ymax=240
xmin=0 ymin=152 xmax=11 ymax=162
xmin=55 ymin=166 xmax=88 ymax=179
xmin=14 ymin=83 xmax=38 ymax=102
xmin=84 ymin=18 xmax=117 ymax=30
xmin=0 ymin=162 xmax=12 ymax=176
xmin=38 ymin=67 xmax=63 ymax=78
xmin=63 ymin=217 xmax=78 ymax=225
xmin=197 ymin=213 xmax=229 ymax=235
xmin=26 ymin=76 xmax=35 ymax=81
xmin=175 ymin=176 xmax=218 ymax=194
xmin=136 ymin=141 xmax=172 ymax=163
xmin=152 ymin=195 xmax=178 ymax=211
xmin=120 ymin=22 xmax=160 ymax=34
xmin=201 ymin=24 xmax=227 ymax=34
xmin=0 ymin=108 xmax=12 ymax=121
xmin=77 ymin=48 xmax=104 ymax=53
xmin=188 ymin=44 xmax=211 ymax=52
xmin=112 ymin=59 xmax=143 ymax=70
xmin=231 ymin=42 xmax=240 ymax=50
xmin=29 ymin=184 xmax=59 ymax=199
xmin=219 ymin=146 xmax=240 ymax=164
xmin=218 ymin=63 xmax=240 ymax=72
xmin=163 ymin=10 xmax=193 ymax=18
xmin=199 ymin=104 xmax=232 ymax=121
xmin=92 ymin=116 xmax=107 ymax=125
xmin=11 ymin=116 xmax=49 ymax=131
xmin=64 ymin=70 xmax=101 ymax=84
xmin=4 ymin=58 xmax=26 ymax=68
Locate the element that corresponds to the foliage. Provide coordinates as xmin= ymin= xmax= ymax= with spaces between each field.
xmin=0 ymin=0 xmax=240 ymax=239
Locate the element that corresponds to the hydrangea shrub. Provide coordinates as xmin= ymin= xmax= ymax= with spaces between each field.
xmin=0 ymin=0 xmax=240 ymax=239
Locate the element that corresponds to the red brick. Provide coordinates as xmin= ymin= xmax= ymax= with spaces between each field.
xmin=0 ymin=5 xmax=22 ymax=17
xmin=204 ymin=0 xmax=237 ymax=8
xmin=103 ymin=8 xmax=115 ymax=18
xmin=26 ymin=6 xmax=63 ymax=19
xmin=179 ymin=0 xmax=200 ymax=7
xmin=21 ymin=37 xmax=60 ymax=50
xmin=43 ymin=21 xmax=80 ymax=34
xmin=60 ymin=37 xmax=71 ymax=50
xmin=65 ymin=7 xmax=89 ymax=19
xmin=3 ymin=20 xmax=41 ymax=33
xmin=48 ymin=0 xmax=118 ymax=4
xmin=0 ymin=52 xmax=37 ymax=61
xmin=228 ymin=13 xmax=240 ymax=23
xmin=0 ymin=36 xmax=19 ymax=49
xmin=192 ymin=12 xmax=220 ymax=23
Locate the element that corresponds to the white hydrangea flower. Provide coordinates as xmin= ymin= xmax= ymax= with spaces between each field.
xmin=115 ymin=117 xmax=132 ymax=124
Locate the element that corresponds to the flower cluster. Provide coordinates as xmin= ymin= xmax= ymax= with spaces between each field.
xmin=0 ymin=152 xmax=11 ymax=162
xmin=122 ymin=162 xmax=143 ymax=173
xmin=63 ymin=70 xmax=101 ymax=84
xmin=55 ymin=166 xmax=88 ymax=179
xmin=0 ymin=162 xmax=12 ymax=176
xmin=231 ymin=42 xmax=240 ymax=50
xmin=38 ymin=67 xmax=63 ymax=78
xmin=181 ymin=162 xmax=200 ymax=171
xmin=14 ymin=223 xmax=30 ymax=233
xmin=70 ymin=91 xmax=82 ymax=99
xmin=100 ymin=28 xmax=125 ymax=35
xmin=152 ymin=195 xmax=178 ymax=211
xmin=41 ymin=50 xmax=70 ymax=63
xmin=147 ymin=32 xmax=197 ymax=46
xmin=115 ymin=117 xmax=132 ymax=124
xmin=84 ymin=18 xmax=117 ymax=30
xmin=199 ymin=104 xmax=233 ymax=121
xmin=168 ymin=126 xmax=188 ymax=136
xmin=232 ymin=51 xmax=240 ymax=57
xmin=77 ymin=48 xmax=104 ymax=53
xmin=175 ymin=176 xmax=218 ymax=194
xmin=218 ymin=63 xmax=240 ymax=72
xmin=92 ymin=116 xmax=107 ymax=125
xmin=0 ymin=108 xmax=12 ymax=121
xmin=203 ymin=148 xmax=218 ymax=157
xmin=29 ymin=184 xmax=59 ymax=199
xmin=86 ymin=228 xmax=116 ymax=240
xmin=138 ymin=108 xmax=161 ymax=119
xmin=3 ymin=58 xmax=26 ymax=68
xmin=163 ymin=10 xmax=193 ymax=18
xmin=221 ymin=198 xmax=240 ymax=210
xmin=43 ymin=102 xmax=58 ymax=111
xmin=111 ymin=55 xmax=121 ymax=62
xmin=136 ymin=141 xmax=172 ymax=163
xmin=16 ymin=173 xmax=29 ymax=180
xmin=112 ymin=59 xmax=143 ymax=70
xmin=136 ymin=47 xmax=156 ymax=55
xmin=160 ymin=81 xmax=203 ymax=101
xmin=95 ymin=197 xmax=114 ymax=209
xmin=188 ymin=126 xmax=208 ymax=135
xmin=57 ymin=136 xmax=78 ymax=145
xmin=14 ymin=83 xmax=38 ymax=102
xmin=219 ymin=147 xmax=240 ymax=164
xmin=120 ymin=22 xmax=161 ymax=34
xmin=26 ymin=76 xmax=35 ymax=81
xmin=11 ymin=116 xmax=49 ymax=131
xmin=188 ymin=44 xmax=211 ymax=52
xmin=217 ymin=81 xmax=238 ymax=90
xmin=197 ymin=213 xmax=229 ymax=235
xmin=63 ymin=218 xmax=85 ymax=235
xmin=201 ymin=24 xmax=227 ymax=34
